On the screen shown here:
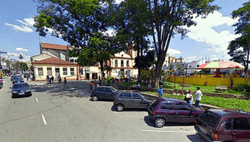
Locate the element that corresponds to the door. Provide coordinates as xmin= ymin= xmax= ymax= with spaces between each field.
xmin=175 ymin=103 xmax=194 ymax=123
xmin=96 ymin=87 xmax=105 ymax=99
xmin=55 ymin=68 xmax=60 ymax=78
xmin=158 ymin=103 xmax=176 ymax=122
xmin=220 ymin=118 xmax=233 ymax=141
xmin=104 ymin=87 xmax=113 ymax=100
xmin=232 ymin=118 xmax=250 ymax=142
xmin=122 ymin=92 xmax=132 ymax=108
xmin=132 ymin=93 xmax=144 ymax=108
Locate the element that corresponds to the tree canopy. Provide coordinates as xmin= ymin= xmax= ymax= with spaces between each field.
xmin=228 ymin=2 xmax=250 ymax=73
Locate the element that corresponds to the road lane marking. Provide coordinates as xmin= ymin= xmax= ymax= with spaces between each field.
xmin=142 ymin=130 xmax=196 ymax=133
xmin=36 ymin=97 xmax=39 ymax=102
xmin=41 ymin=113 xmax=47 ymax=125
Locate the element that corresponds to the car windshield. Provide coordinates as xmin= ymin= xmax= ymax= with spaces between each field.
xmin=110 ymin=88 xmax=118 ymax=92
xmin=13 ymin=84 xmax=29 ymax=89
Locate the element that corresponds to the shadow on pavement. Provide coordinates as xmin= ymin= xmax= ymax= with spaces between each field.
xmin=187 ymin=134 xmax=206 ymax=142
xmin=144 ymin=116 xmax=155 ymax=127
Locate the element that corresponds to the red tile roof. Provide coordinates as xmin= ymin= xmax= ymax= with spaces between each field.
xmin=41 ymin=43 xmax=68 ymax=50
xmin=32 ymin=57 xmax=78 ymax=66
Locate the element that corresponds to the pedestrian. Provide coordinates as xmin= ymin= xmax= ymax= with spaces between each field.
xmin=47 ymin=75 xmax=49 ymax=83
xmin=30 ymin=74 xmax=33 ymax=81
xmin=92 ymin=82 xmax=96 ymax=90
xmin=90 ymin=81 xmax=93 ymax=90
xmin=158 ymin=85 xmax=163 ymax=97
xmin=57 ymin=75 xmax=61 ymax=83
xmin=27 ymin=74 xmax=29 ymax=81
xmin=195 ymin=87 xmax=204 ymax=109
xmin=96 ymin=83 xmax=99 ymax=87
xmin=51 ymin=76 xmax=54 ymax=82
xmin=103 ymin=78 xmax=105 ymax=86
xmin=147 ymin=83 xmax=151 ymax=91
xmin=185 ymin=91 xmax=193 ymax=106
xmin=63 ymin=77 xmax=68 ymax=89
xmin=0 ymin=78 xmax=3 ymax=89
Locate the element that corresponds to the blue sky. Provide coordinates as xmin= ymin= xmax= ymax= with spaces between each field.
xmin=0 ymin=0 xmax=249 ymax=62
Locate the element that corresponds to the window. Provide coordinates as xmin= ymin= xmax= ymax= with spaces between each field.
xmin=197 ymin=65 xmax=199 ymax=67
xmin=63 ymin=68 xmax=67 ymax=75
xmin=175 ymin=103 xmax=190 ymax=111
xmin=38 ymin=68 xmax=43 ymax=76
xmin=70 ymin=59 xmax=74 ymax=62
xmin=105 ymin=88 xmax=112 ymax=93
xmin=70 ymin=68 xmax=74 ymax=75
xmin=96 ymin=87 xmax=105 ymax=92
xmin=120 ymin=92 xmax=131 ymax=99
xmin=199 ymin=111 xmax=220 ymax=128
xmin=47 ymin=68 xmax=52 ymax=76
xmin=160 ymin=103 xmax=174 ymax=110
xmin=224 ymin=118 xmax=232 ymax=131
xmin=133 ymin=93 xmax=142 ymax=99
xmin=121 ymin=60 xmax=124 ymax=67
xmin=79 ymin=68 xmax=83 ymax=75
xmin=127 ymin=60 xmax=129 ymax=67
xmin=233 ymin=118 xmax=250 ymax=130
xmin=115 ymin=60 xmax=118 ymax=67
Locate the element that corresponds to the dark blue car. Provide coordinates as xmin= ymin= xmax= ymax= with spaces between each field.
xmin=11 ymin=83 xmax=32 ymax=98
xmin=12 ymin=76 xmax=24 ymax=84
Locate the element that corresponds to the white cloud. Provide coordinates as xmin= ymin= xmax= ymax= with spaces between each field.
xmin=16 ymin=47 xmax=29 ymax=52
xmin=101 ymin=29 xmax=117 ymax=37
xmin=187 ymin=56 xmax=197 ymax=59
xmin=210 ymin=55 xmax=219 ymax=61
xmin=7 ymin=52 xmax=31 ymax=62
xmin=114 ymin=0 xmax=124 ymax=4
xmin=167 ymin=48 xmax=181 ymax=56
xmin=187 ymin=11 xmax=240 ymax=53
xmin=5 ymin=17 xmax=35 ymax=33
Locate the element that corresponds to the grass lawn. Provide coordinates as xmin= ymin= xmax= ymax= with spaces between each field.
xmin=147 ymin=92 xmax=250 ymax=112
xmin=163 ymin=81 xmax=250 ymax=96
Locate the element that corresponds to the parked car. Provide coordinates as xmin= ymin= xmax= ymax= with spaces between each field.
xmin=90 ymin=86 xmax=118 ymax=101
xmin=12 ymin=76 xmax=24 ymax=84
xmin=11 ymin=82 xmax=32 ymax=98
xmin=147 ymin=97 xmax=204 ymax=128
xmin=195 ymin=109 xmax=250 ymax=142
xmin=114 ymin=91 xmax=154 ymax=111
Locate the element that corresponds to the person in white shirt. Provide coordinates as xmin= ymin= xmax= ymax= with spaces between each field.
xmin=185 ymin=91 xmax=193 ymax=106
xmin=195 ymin=87 xmax=204 ymax=109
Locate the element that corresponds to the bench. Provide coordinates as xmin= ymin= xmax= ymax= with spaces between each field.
xmin=215 ymin=85 xmax=228 ymax=91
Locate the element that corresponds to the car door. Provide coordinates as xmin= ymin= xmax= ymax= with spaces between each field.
xmin=105 ymin=88 xmax=113 ymax=100
xmin=232 ymin=117 xmax=250 ymax=142
xmin=122 ymin=92 xmax=132 ymax=108
xmin=132 ymin=93 xmax=143 ymax=108
xmin=159 ymin=102 xmax=176 ymax=122
xmin=175 ymin=102 xmax=194 ymax=123
xmin=96 ymin=87 xmax=105 ymax=99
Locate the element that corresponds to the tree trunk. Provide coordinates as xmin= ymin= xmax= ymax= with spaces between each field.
xmin=245 ymin=43 xmax=249 ymax=75
xmin=100 ymin=59 xmax=105 ymax=79
xmin=154 ymin=54 xmax=165 ymax=88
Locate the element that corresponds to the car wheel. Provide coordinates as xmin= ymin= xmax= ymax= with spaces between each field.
xmin=155 ymin=117 xmax=165 ymax=128
xmin=117 ymin=104 xmax=124 ymax=112
xmin=92 ymin=96 xmax=98 ymax=101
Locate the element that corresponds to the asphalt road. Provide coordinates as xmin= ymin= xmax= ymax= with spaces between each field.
xmin=0 ymin=77 xmax=206 ymax=142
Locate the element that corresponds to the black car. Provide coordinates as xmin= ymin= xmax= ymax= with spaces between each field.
xmin=114 ymin=91 xmax=154 ymax=111
xmin=90 ymin=86 xmax=118 ymax=101
xmin=12 ymin=76 xmax=24 ymax=84
xmin=11 ymin=83 xmax=32 ymax=98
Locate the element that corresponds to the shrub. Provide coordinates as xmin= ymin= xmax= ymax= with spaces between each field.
xmin=233 ymin=83 xmax=250 ymax=92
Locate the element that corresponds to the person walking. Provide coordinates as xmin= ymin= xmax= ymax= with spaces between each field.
xmin=63 ymin=77 xmax=68 ymax=89
xmin=195 ymin=87 xmax=204 ymax=109
xmin=26 ymin=74 xmax=29 ymax=81
xmin=30 ymin=74 xmax=33 ymax=81
xmin=51 ymin=76 xmax=54 ymax=83
xmin=185 ymin=91 xmax=193 ymax=106
xmin=57 ymin=75 xmax=61 ymax=84
xmin=158 ymin=85 xmax=163 ymax=98
xmin=47 ymin=75 xmax=50 ymax=83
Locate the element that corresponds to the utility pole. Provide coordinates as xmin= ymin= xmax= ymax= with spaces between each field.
xmin=0 ymin=51 xmax=7 ymax=69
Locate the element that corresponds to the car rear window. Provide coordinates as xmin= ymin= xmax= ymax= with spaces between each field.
xmin=150 ymin=99 xmax=160 ymax=108
xmin=199 ymin=111 xmax=220 ymax=128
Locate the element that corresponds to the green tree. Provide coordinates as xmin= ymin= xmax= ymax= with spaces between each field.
xmin=111 ymin=0 xmax=152 ymax=80
xmin=145 ymin=0 xmax=219 ymax=87
xmin=20 ymin=62 xmax=28 ymax=71
xmin=228 ymin=2 xmax=250 ymax=74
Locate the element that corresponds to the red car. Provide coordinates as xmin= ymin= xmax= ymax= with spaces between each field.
xmin=147 ymin=98 xmax=204 ymax=128
xmin=195 ymin=109 xmax=250 ymax=142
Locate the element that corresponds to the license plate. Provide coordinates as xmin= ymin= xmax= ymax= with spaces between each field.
xmin=19 ymin=92 xmax=25 ymax=95
xmin=199 ymin=127 xmax=207 ymax=134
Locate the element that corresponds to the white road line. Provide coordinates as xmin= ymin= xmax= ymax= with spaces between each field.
xmin=35 ymin=97 xmax=39 ymax=102
xmin=41 ymin=113 xmax=47 ymax=125
xmin=142 ymin=130 xmax=196 ymax=133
